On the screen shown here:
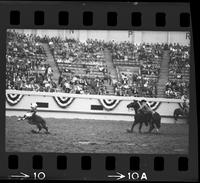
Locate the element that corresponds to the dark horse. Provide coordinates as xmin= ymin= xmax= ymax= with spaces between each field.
xmin=127 ymin=100 xmax=161 ymax=133
xmin=18 ymin=112 xmax=49 ymax=133
xmin=173 ymin=107 xmax=189 ymax=123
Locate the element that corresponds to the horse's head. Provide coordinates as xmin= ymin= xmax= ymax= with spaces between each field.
xmin=127 ymin=100 xmax=140 ymax=112
xmin=127 ymin=102 xmax=134 ymax=109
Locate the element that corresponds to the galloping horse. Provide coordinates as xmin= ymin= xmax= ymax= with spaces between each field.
xmin=18 ymin=112 xmax=49 ymax=133
xmin=127 ymin=100 xmax=161 ymax=133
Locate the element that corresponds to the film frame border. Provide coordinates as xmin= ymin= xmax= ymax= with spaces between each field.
xmin=0 ymin=1 xmax=198 ymax=181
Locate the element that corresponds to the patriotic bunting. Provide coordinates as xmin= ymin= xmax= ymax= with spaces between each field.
xmin=137 ymin=100 xmax=161 ymax=111
xmin=6 ymin=93 xmax=24 ymax=106
xmin=53 ymin=96 xmax=75 ymax=108
xmin=6 ymin=91 xmax=162 ymax=112
xmin=146 ymin=101 xmax=161 ymax=111
xmin=98 ymin=99 xmax=120 ymax=110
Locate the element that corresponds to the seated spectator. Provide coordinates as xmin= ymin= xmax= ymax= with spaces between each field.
xmin=6 ymin=31 xmax=190 ymax=98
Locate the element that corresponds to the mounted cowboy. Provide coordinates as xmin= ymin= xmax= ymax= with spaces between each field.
xmin=137 ymin=99 xmax=153 ymax=126
xmin=18 ymin=103 xmax=49 ymax=133
xmin=30 ymin=102 xmax=37 ymax=114
xmin=18 ymin=102 xmax=38 ymax=121
xmin=126 ymin=99 xmax=161 ymax=133
xmin=138 ymin=99 xmax=153 ymax=114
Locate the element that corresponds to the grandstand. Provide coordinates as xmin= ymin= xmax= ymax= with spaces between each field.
xmin=6 ymin=30 xmax=190 ymax=99
xmin=165 ymin=44 xmax=190 ymax=98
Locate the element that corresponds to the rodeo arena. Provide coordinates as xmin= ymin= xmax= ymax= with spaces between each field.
xmin=6 ymin=29 xmax=190 ymax=154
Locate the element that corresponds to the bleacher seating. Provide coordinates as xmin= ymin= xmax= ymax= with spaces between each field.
xmin=110 ymin=43 xmax=163 ymax=97
xmin=165 ymin=44 xmax=190 ymax=98
xmin=6 ymin=30 xmax=190 ymax=99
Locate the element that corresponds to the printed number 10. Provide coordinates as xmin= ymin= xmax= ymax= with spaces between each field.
xmin=34 ymin=172 xmax=46 ymax=180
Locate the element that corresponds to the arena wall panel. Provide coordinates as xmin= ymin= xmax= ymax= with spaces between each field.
xmin=5 ymin=90 xmax=187 ymax=124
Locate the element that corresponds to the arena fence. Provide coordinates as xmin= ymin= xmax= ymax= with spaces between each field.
xmin=5 ymin=90 xmax=187 ymax=123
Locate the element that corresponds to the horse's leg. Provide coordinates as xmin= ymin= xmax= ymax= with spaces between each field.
xmin=144 ymin=116 xmax=148 ymax=126
xmin=127 ymin=121 xmax=137 ymax=133
xmin=155 ymin=126 xmax=159 ymax=133
xmin=138 ymin=122 xmax=143 ymax=133
xmin=42 ymin=122 xmax=49 ymax=133
xmin=43 ymin=125 xmax=48 ymax=133
xmin=148 ymin=120 xmax=154 ymax=133
xmin=175 ymin=114 xmax=179 ymax=123
xmin=130 ymin=121 xmax=137 ymax=132
xmin=39 ymin=119 xmax=49 ymax=133
xmin=36 ymin=124 xmax=42 ymax=133
xmin=153 ymin=120 xmax=160 ymax=133
xmin=174 ymin=110 xmax=179 ymax=123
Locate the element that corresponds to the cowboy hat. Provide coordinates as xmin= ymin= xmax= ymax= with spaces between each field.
xmin=30 ymin=103 xmax=38 ymax=108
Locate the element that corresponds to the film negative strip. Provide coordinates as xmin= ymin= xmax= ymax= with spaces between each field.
xmin=0 ymin=1 xmax=198 ymax=182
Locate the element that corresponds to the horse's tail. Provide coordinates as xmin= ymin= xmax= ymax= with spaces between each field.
xmin=153 ymin=112 xmax=161 ymax=129
xmin=157 ymin=114 xmax=161 ymax=129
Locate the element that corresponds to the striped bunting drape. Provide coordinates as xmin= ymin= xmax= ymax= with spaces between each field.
xmin=6 ymin=93 xmax=24 ymax=106
xmin=138 ymin=100 xmax=161 ymax=111
xmin=147 ymin=101 xmax=161 ymax=111
xmin=53 ymin=96 xmax=75 ymax=108
xmin=98 ymin=99 xmax=120 ymax=111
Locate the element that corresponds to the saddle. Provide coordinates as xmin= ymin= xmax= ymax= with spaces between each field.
xmin=138 ymin=111 xmax=152 ymax=126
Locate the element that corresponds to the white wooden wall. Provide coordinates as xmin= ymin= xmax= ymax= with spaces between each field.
xmin=11 ymin=29 xmax=190 ymax=45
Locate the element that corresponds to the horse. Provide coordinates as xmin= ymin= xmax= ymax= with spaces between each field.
xmin=173 ymin=107 xmax=189 ymax=123
xmin=18 ymin=112 xmax=49 ymax=134
xmin=127 ymin=100 xmax=161 ymax=133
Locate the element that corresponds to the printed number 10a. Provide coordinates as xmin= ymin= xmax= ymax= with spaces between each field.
xmin=127 ymin=172 xmax=147 ymax=181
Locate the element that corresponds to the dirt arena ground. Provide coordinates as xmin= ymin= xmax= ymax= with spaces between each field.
xmin=6 ymin=116 xmax=188 ymax=154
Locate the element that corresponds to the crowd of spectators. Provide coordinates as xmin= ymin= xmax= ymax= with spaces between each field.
xmin=47 ymin=37 xmax=110 ymax=94
xmin=51 ymin=39 xmax=107 ymax=76
xmin=58 ymin=74 xmax=109 ymax=95
xmin=168 ymin=43 xmax=190 ymax=80
xmin=107 ymin=42 xmax=163 ymax=97
xmin=48 ymin=38 xmax=105 ymax=64
xmin=113 ymin=72 xmax=157 ymax=97
xmin=6 ymin=30 xmax=58 ymax=92
xmin=6 ymin=30 xmax=190 ymax=98
xmin=165 ymin=80 xmax=189 ymax=98
xmin=106 ymin=41 xmax=136 ymax=61
xmin=165 ymin=43 xmax=190 ymax=98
